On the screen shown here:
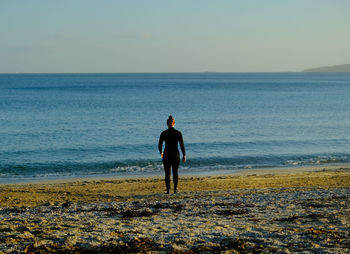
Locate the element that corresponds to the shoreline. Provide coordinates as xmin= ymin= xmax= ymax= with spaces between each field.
xmin=1 ymin=164 xmax=349 ymax=207
xmin=1 ymin=163 xmax=350 ymax=186
xmin=1 ymin=165 xmax=349 ymax=253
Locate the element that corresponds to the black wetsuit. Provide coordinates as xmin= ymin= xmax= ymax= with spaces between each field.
xmin=158 ymin=127 xmax=185 ymax=192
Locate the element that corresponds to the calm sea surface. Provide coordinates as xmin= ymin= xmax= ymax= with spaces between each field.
xmin=1 ymin=73 xmax=350 ymax=183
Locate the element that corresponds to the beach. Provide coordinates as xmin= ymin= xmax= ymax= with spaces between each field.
xmin=0 ymin=166 xmax=349 ymax=253
xmin=2 ymin=1 xmax=350 ymax=252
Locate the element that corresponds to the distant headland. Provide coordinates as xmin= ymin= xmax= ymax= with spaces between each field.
xmin=303 ymin=64 xmax=350 ymax=72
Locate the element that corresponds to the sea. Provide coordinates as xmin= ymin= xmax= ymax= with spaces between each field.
xmin=1 ymin=73 xmax=350 ymax=183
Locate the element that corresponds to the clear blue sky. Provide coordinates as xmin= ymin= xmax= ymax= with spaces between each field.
xmin=1 ymin=0 xmax=349 ymax=73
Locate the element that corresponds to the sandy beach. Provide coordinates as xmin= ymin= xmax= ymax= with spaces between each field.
xmin=1 ymin=166 xmax=349 ymax=253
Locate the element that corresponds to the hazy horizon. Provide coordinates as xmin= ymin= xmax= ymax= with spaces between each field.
xmin=0 ymin=68 xmax=342 ymax=74
xmin=1 ymin=1 xmax=349 ymax=73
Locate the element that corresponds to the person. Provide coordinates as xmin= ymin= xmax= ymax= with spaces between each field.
xmin=158 ymin=115 xmax=186 ymax=194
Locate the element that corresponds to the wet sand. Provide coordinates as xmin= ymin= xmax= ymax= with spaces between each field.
xmin=0 ymin=166 xmax=349 ymax=253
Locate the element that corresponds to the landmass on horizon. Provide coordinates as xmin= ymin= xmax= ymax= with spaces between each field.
xmin=303 ymin=64 xmax=350 ymax=72
xmin=1 ymin=64 xmax=350 ymax=74
xmin=2 ymin=66 xmax=350 ymax=74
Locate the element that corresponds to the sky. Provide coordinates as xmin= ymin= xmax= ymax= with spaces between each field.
xmin=0 ymin=0 xmax=349 ymax=73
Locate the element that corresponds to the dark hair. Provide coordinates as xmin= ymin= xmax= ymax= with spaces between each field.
xmin=167 ymin=115 xmax=175 ymax=126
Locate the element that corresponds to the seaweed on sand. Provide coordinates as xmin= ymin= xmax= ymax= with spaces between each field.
xmin=23 ymin=237 xmax=162 ymax=253
xmin=215 ymin=208 xmax=250 ymax=216
xmin=151 ymin=202 xmax=184 ymax=213
xmin=120 ymin=208 xmax=158 ymax=218
xmin=275 ymin=213 xmax=321 ymax=222
xmin=305 ymin=228 xmax=348 ymax=246
xmin=191 ymin=238 xmax=278 ymax=253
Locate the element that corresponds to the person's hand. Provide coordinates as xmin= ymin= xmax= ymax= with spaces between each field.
xmin=160 ymin=152 xmax=163 ymax=158
xmin=182 ymin=155 xmax=186 ymax=163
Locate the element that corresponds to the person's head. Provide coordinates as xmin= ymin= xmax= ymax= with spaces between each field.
xmin=167 ymin=115 xmax=175 ymax=127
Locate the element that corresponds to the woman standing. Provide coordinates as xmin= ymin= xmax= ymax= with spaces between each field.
xmin=158 ymin=115 xmax=186 ymax=194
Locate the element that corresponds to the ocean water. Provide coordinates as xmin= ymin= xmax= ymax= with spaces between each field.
xmin=1 ymin=73 xmax=350 ymax=183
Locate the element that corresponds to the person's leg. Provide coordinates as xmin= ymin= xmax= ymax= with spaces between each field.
xmin=163 ymin=162 xmax=171 ymax=194
xmin=172 ymin=160 xmax=180 ymax=193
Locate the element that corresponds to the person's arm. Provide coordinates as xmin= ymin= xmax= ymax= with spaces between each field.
xmin=158 ymin=133 xmax=164 ymax=158
xmin=179 ymin=132 xmax=186 ymax=162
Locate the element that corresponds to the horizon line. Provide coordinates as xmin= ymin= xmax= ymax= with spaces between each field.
xmin=0 ymin=71 xmax=306 ymax=75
